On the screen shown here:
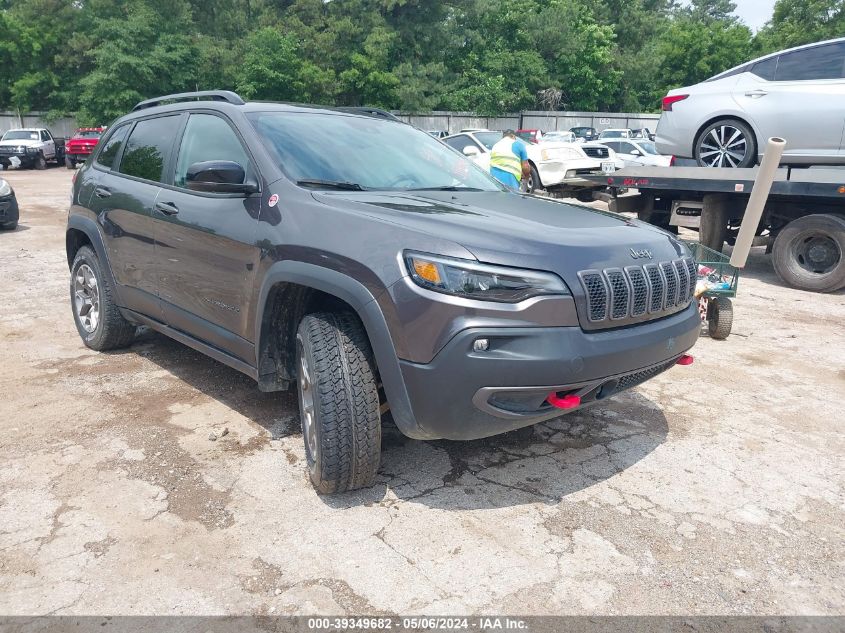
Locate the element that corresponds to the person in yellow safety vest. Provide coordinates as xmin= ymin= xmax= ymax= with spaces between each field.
xmin=489 ymin=129 xmax=530 ymax=190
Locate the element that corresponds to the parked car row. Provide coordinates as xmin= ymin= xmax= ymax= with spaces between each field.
xmin=0 ymin=126 xmax=105 ymax=170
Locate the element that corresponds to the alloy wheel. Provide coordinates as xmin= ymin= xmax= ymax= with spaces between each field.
xmin=298 ymin=346 xmax=318 ymax=461
xmin=73 ymin=264 xmax=100 ymax=333
xmin=699 ymin=125 xmax=748 ymax=168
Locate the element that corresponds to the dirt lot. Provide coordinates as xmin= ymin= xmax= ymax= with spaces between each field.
xmin=0 ymin=168 xmax=843 ymax=616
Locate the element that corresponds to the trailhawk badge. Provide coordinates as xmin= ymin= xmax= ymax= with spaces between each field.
xmin=630 ymin=248 xmax=653 ymax=259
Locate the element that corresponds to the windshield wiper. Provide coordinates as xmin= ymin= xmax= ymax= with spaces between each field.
xmin=410 ymin=186 xmax=485 ymax=192
xmin=297 ymin=179 xmax=366 ymax=191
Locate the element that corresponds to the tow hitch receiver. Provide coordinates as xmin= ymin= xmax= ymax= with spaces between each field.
xmin=676 ymin=354 xmax=694 ymax=365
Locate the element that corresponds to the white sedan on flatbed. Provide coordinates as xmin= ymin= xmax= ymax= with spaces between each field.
xmin=443 ymin=130 xmax=618 ymax=195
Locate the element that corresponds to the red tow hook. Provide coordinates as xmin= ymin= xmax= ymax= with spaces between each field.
xmin=546 ymin=392 xmax=581 ymax=410
xmin=676 ymin=354 xmax=694 ymax=366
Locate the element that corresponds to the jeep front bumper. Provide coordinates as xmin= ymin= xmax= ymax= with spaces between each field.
xmin=394 ymin=303 xmax=700 ymax=440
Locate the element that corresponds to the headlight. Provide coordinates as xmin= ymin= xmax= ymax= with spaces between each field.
xmin=405 ymin=252 xmax=569 ymax=303
xmin=26 ymin=146 xmax=39 ymax=153
xmin=0 ymin=179 xmax=10 ymax=197
xmin=541 ymin=147 xmax=582 ymax=161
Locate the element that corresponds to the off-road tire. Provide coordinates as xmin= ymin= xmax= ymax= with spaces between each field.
xmin=296 ymin=312 xmax=381 ymax=494
xmin=65 ymin=156 xmax=76 ymax=169
xmin=707 ymin=296 xmax=733 ymax=340
xmin=0 ymin=221 xmax=17 ymax=231
xmin=70 ymin=246 xmax=136 ymax=350
xmin=771 ymin=214 xmax=845 ymax=292
xmin=33 ymin=153 xmax=47 ymax=170
xmin=695 ymin=118 xmax=756 ymax=168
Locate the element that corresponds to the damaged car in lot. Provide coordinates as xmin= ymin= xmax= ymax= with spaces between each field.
xmin=444 ymin=129 xmax=618 ymax=196
xmin=66 ymin=91 xmax=700 ymax=494
xmin=0 ymin=127 xmax=65 ymax=170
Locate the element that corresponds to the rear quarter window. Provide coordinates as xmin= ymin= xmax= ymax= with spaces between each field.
xmin=95 ymin=125 xmax=130 ymax=170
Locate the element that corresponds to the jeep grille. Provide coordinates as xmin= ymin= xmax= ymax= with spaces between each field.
xmin=578 ymin=256 xmax=695 ymax=326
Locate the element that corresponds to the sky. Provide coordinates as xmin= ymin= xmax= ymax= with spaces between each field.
xmin=732 ymin=0 xmax=778 ymax=31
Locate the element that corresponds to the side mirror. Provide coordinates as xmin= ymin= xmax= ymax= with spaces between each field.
xmin=186 ymin=160 xmax=258 ymax=194
xmin=630 ymin=149 xmax=642 ymax=156
xmin=462 ymin=145 xmax=480 ymax=158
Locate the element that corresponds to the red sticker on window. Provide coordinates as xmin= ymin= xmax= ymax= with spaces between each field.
xmin=268 ymin=194 xmax=279 ymax=207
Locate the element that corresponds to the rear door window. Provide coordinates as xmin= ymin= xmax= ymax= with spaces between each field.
xmin=445 ymin=135 xmax=475 ymax=153
xmin=750 ymin=56 xmax=778 ymax=80
xmin=118 ymin=115 xmax=183 ymax=183
xmin=95 ymin=125 xmax=130 ymax=169
xmin=775 ymin=42 xmax=845 ymax=81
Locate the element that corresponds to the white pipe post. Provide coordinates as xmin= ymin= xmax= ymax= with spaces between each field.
xmin=730 ymin=137 xmax=787 ymax=268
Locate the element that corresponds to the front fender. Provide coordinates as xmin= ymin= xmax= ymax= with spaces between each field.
xmin=255 ymin=260 xmax=425 ymax=439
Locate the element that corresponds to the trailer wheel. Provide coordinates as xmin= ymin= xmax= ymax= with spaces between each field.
xmin=706 ymin=296 xmax=733 ymax=340
xmin=772 ymin=214 xmax=845 ymax=292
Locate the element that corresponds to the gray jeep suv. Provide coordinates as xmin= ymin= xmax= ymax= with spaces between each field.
xmin=66 ymin=91 xmax=700 ymax=493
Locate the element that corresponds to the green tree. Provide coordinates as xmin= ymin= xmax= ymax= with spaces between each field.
xmin=756 ymin=0 xmax=845 ymax=51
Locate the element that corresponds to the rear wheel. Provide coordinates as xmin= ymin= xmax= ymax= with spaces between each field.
xmin=70 ymin=246 xmax=136 ymax=350
xmin=695 ymin=119 xmax=756 ymax=168
xmin=0 ymin=221 xmax=17 ymax=231
xmin=771 ymin=214 xmax=845 ymax=292
xmin=296 ymin=312 xmax=381 ymax=494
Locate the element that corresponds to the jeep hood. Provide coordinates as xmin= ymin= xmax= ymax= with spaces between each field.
xmin=312 ymin=190 xmax=686 ymax=280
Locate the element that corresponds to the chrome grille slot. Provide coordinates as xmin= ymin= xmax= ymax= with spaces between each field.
xmin=661 ymin=261 xmax=679 ymax=308
xmin=675 ymin=259 xmax=689 ymax=305
xmin=583 ymin=147 xmax=609 ymax=159
xmin=604 ymin=269 xmax=630 ymax=320
xmin=625 ymin=266 xmax=648 ymax=316
xmin=578 ymin=271 xmax=608 ymax=322
xmin=645 ymin=264 xmax=664 ymax=312
xmin=579 ymin=256 xmax=692 ymax=328
xmin=685 ymin=257 xmax=697 ymax=301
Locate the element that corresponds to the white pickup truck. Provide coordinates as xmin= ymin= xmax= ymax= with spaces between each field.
xmin=443 ymin=129 xmax=619 ymax=198
xmin=0 ymin=128 xmax=65 ymax=170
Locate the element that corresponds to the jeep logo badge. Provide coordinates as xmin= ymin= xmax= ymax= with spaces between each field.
xmin=630 ymin=248 xmax=653 ymax=259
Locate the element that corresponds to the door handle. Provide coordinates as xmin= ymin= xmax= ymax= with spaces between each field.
xmin=94 ymin=186 xmax=111 ymax=199
xmin=155 ymin=202 xmax=179 ymax=216
xmin=744 ymin=90 xmax=768 ymax=98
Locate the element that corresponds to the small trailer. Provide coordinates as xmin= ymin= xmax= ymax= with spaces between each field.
xmin=586 ymin=166 xmax=845 ymax=293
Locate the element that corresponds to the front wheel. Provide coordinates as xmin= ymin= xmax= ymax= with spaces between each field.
xmin=771 ymin=214 xmax=845 ymax=292
xmin=296 ymin=312 xmax=381 ymax=494
xmin=695 ymin=119 xmax=756 ymax=168
xmin=33 ymin=153 xmax=47 ymax=170
xmin=525 ymin=164 xmax=542 ymax=194
xmin=65 ymin=156 xmax=76 ymax=169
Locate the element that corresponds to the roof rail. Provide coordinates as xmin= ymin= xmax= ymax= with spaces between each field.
xmin=339 ymin=106 xmax=402 ymax=122
xmin=131 ymin=90 xmax=245 ymax=112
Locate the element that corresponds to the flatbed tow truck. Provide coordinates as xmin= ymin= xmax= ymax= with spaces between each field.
xmin=586 ymin=166 xmax=845 ymax=293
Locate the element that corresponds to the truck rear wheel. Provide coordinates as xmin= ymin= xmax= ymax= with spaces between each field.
xmin=296 ymin=312 xmax=381 ymax=494
xmin=772 ymin=214 xmax=845 ymax=292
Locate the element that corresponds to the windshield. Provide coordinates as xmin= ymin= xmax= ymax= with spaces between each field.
xmin=638 ymin=141 xmax=658 ymax=155
xmin=74 ymin=130 xmax=101 ymax=139
xmin=473 ymin=131 xmax=503 ymax=150
xmin=545 ymin=132 xmax=574 ymax=143
xmin=2 ymin=130 xmax=39 ymax=141
xmin=248 ymin=112 xmax=502 ymax=191
xmin=516 ymin=132 xmax=534 ymax=143
xmin=600 ymin=130 xmax=624 ymax=138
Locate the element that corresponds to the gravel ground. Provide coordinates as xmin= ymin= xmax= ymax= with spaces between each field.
xmin=0 ymin=168 xmax=843 ymax=616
